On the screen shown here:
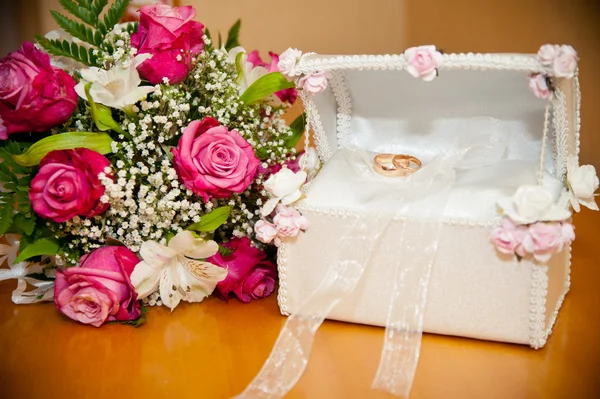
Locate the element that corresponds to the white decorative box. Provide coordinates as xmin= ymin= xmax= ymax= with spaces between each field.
xmin=277 ymin=50 xmax=582 ymax=349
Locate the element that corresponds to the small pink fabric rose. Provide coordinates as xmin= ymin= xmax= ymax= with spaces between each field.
xmin=273 ymin=204 xmax=309 ymax=246
xmin=529 ymin=74 xmax=552 ymax=100
xmin=404 ymin=45 xmax=443 ymax=82
xmin=526 ymin=222 xmax=564 ymax=263
xmin=537 ymin=44 xmax=560 ymax=67
xmin=561 ymin=222 xmax=575 ymax=245
xmin=255 ymin=220 xmax=277 ymax=244
xmin=54 ymin=246 xmax=141 ymax=327
xmin=298 ymin=72 xmax=330 ymax=94
xmin=552 ymin=45 xmax=578 ymax=78
xmin=278 ymin=48 xmax=302 ymax=79
xmin=131 ymin=4 xmax=204 ymax=84
xmin=491 ymin=218 xmax=526 ymax=255
xmin=247 ymin=50 xmax=298 ymax=104
xmin=208 ymin=237 xmax=277 ymax=302
xmin=171 ymin=117 xmax=260 ymax=201
xmin=29 ymin=149 xmax=112 ymax=223
xmin=0 ymin=42 xmax=77 ymax=139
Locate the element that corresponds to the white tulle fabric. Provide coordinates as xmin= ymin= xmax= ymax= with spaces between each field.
xmin=235 ymin=119 xmax=513 ymax=398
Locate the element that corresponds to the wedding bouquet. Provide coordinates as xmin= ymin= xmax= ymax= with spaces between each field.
xmin=0 ymin=0 xmax=316 ymax=327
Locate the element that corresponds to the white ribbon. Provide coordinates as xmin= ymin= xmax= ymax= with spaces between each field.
xmin=234 ymin=118 xmax=510 ymax=399
xmin=0 ymin=235 xmax=55 ymax=304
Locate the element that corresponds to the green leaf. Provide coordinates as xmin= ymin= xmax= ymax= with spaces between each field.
xmin=8 ymin=214 xmax=36 ymax=236
xmin=14 ymin=237 xmax=60 ymax=263
xmin=186 ymin=206 xmax=232 ymax=232
xmin=224 ymin=19 xmax=241 ymax=51
xmin=51 ymin=11 xmax=96 ymax=46
xmin=103 ymin=0 xmax=129 ymax=32
xmin=285 ymin=114 xmax=306 ymax=148
xmin=0 ymin=194 xmax=15 ymax=236
xmin=59 ymin=0 xmax=98 ymax=26
xmin=110 ymin=305 xmax=148 ymax=327
xmin=240 ymin=72 xmax=295 ymax=105
xmin=235 ymin=51 xmax=244 ymax=84
xmin=91 ymin=0 xmax=109 ymax=17
xmin=35 ymin=35 xmax=94 ymax=66
xmin=12 ymin=132 xmax=114 ymax=167
xmin=218 ymin=32 xmax=222 ymax=49
xmin=84 ymin=83 xmax=128 ymax=136
xmin=218 ymin=245 xmax=235 ymax=257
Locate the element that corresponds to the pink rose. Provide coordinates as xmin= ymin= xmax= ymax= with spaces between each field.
xmin=552 ymin=45 xmax=578 ymax=78
xmin=29 ymin=149 xmax=112 ymax=223
xmin=131 ymin=4 xmax=204 ymax=84
xmin=298 ymin=72 xmax=330 ymax=94
xmin=491 ymin=218 xmax=528 ymax=255
xmin=523 ymin=222 xmax=564 ymax=263
xmin=255 ymin=219 xmax=277 ymax=244
xmin=247 ymin=50 xmax=298 ymax=104
xmin=0 ymin=42 xmax=77 ymax=139
xmin=54 ymin=246 xmax=141 ymax=327
xmin=208 ymin=237 xmax=277 ymax=302
xmin=171 ymin=117 xmax=260 ymax=201
xmin=529 ymin=74 xmax=552 ymax=100
xmin=404 ymin=45 xmax=443 ymax=82
xmin=273 ymin=204 xmax=309 ymax=246
xmin=121 ymin=0 xmax=173 ymax=22
xmin=537 ymin=44 xmax=560 ymax=67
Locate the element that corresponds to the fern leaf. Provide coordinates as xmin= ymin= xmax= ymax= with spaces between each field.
xmin=35 ymin=35 xmax=95 ymax=67
xmin=58 ymin=0 xmax=98 ymax=26
xmin=51 ymin=11 xmax=97 ymax=47
xmin=0 ymin=194 xmax=15 ymax=237
xmin=225 ymin=20 xmax=242 ymax=51
xmin=91 ymin=0 xmax=109 ymax=17
xmin=103 ymin=0 xmax=129 ymax=32
xmin=75 ymin=0 xmax=93 ymax=7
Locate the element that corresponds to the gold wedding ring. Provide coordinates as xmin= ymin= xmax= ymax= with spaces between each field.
xmin=373 ymin=153 xmax=422 ymax=177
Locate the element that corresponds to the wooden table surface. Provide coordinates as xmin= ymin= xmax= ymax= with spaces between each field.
xmin=1 ymin=209 xmax=599 ymax=399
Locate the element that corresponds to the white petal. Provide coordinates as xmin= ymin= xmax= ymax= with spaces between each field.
xmin=117 ymin=86 xmax=155 ymax=109
xmin=140 ymin=240 xmax=177 ymax=267
xmin=183 ymin=240 xmax=219 ymax=260
xmin=261 ymin=197 xmax=280 ymax=217
xmin=168 ymin=231 xmax=197 ymax=253
xmin=580 ymin=197 xmax=599 ymax=211
xmin=281 ymin=190 xmax=302 ymax=205
xmin=159 ymin=264 xmax=184 ymax=311
xmin=180 ymin=259 xmax=228 ymax=303
xmin=569 ymin=191 xmax=581 ymax=212
xmin=130 ymin=261 xmax=162 ymax=299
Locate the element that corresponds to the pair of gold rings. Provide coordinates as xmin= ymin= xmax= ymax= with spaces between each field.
xmin=373 ymin=154 xmax=422 ymax=177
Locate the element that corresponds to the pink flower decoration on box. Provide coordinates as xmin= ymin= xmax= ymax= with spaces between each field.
xmin=273 ymin=204 xmax=309 ymax=246
xmin=254 ymin=220 xmax=278 ymax=244
xmin=29 ymin=149 xmax=112 ymax=223
xmin=520 ymin=222 xmax=568 ymax=263
xmin=278 ymin=48 xmax=302 ymax=79
xmin=490 ymin=218 xmax=528 ymax=255
xmin=247 ymin=50 xmax=298 ymax=104
xmin=171 ymin=117 xmax=260 ymax=202
xmin=529 ymin=74 xmax=552 ymax=100
xmin=537 ymin=44 xmax=578 ymax=78
xmin=131 ymin=4 xmax=204 ymax=84
xmin=298 ymin=71 xmax=330 ymax=94
xmin=404 ymin=45 xmax=443 ymax=82
xmin=208 ymin=237 xmax=277 ymax=302
xmin=0 ymin=42 xmax=77 ymax=139
xmin=54 ymin=246 xmax=141 ymax=327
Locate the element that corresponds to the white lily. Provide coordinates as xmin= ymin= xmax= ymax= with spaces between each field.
xmin=261 ymin=167 xmax=307 ymax=216
xmin=74 ymin=54 xmax=155 ymax=110
xmin=228 ymin=47 xmax=282 ymax=106
xmin=567 ymin=156 xmax=599 ymax=212
xmin=130 ymin=231 xmax=227 ymax=311
xmin=0 ymin=235 xmax=54 ymax=304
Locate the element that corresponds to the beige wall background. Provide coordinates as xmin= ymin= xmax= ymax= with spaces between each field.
xmin=12 ymin=0 xmax=600 ymax=169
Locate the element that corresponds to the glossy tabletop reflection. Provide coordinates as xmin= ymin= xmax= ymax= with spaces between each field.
xmin=1 ymin=209 xmax=600 ymax=399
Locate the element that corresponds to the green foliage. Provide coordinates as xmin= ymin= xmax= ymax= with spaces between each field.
xmin=225 ymin=19 xmax=241 ymax=51
xmin=186 ymin=206 xmax=232 ymax=233
xmin=12 ymin=132 xmax=114 ymax=167
xmin=14 ymin=237 xmax=60 ymax=263
xmin=240 ymin=72 xmax=295 ymax=105
xmin=85 ymin=83 xmax=128 ymax=136
xmin=111 ymin=305 xmax=149 ymax=327
xmin=38 ymin=0 xmax=130 ymax=66
xmin=0 ymin=194 xmax=14 ymax=237
xmin=218 ymin=245 xmax=235 ymax=257
xmin=285 ymin=113 xmax=306 ymax=148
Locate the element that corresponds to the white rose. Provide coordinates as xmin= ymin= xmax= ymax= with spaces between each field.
xmin=537 ymin=44 xmax=560 ymax=67
xmin=552 ymin=45 xmax=578 ymax=78
xmin=277 ymin=48 xmax=302 ymax=78
xmin=567 ymin=157 xmax=599 ymax=212
xmin=497 ymin=185 xmax=571 ymax=225
xmin=261 ymin=167 xmax=307 ymax=216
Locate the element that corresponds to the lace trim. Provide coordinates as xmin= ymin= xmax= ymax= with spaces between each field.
xmin=574 ymin=71 xmax=582 ymax=158
xmin=329 ymin=71 xmax=352 ymax=148
xmin=552 ymin=88 xmax=570 ymax=182
xmin=296 ymin=53 xmax=546 ymax=75
xmin=537 ymin=103 xmax=552 ymax=184
xmin=301 ymin=91 xmax=334 ymax=162
xmin=277 ymin=242 xmax=290 ymax=316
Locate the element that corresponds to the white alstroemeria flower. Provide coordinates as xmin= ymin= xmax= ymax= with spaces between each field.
xmin=497 ymin=185 xmax=571 ymax=225
xmin=261 ymin=167 xmax=307 ymax=216
xmin=74 ymin=54 xmax=155 ymax=110
xmin=567 ymin=156 xmax=599 ymax=212
xmin=0 ymin=236 xmax=54 ymax=304
xmin=228 ymin=47 xmax=281 ymax=106
xmin=130 ymin=231 xmax=227 ymax=311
